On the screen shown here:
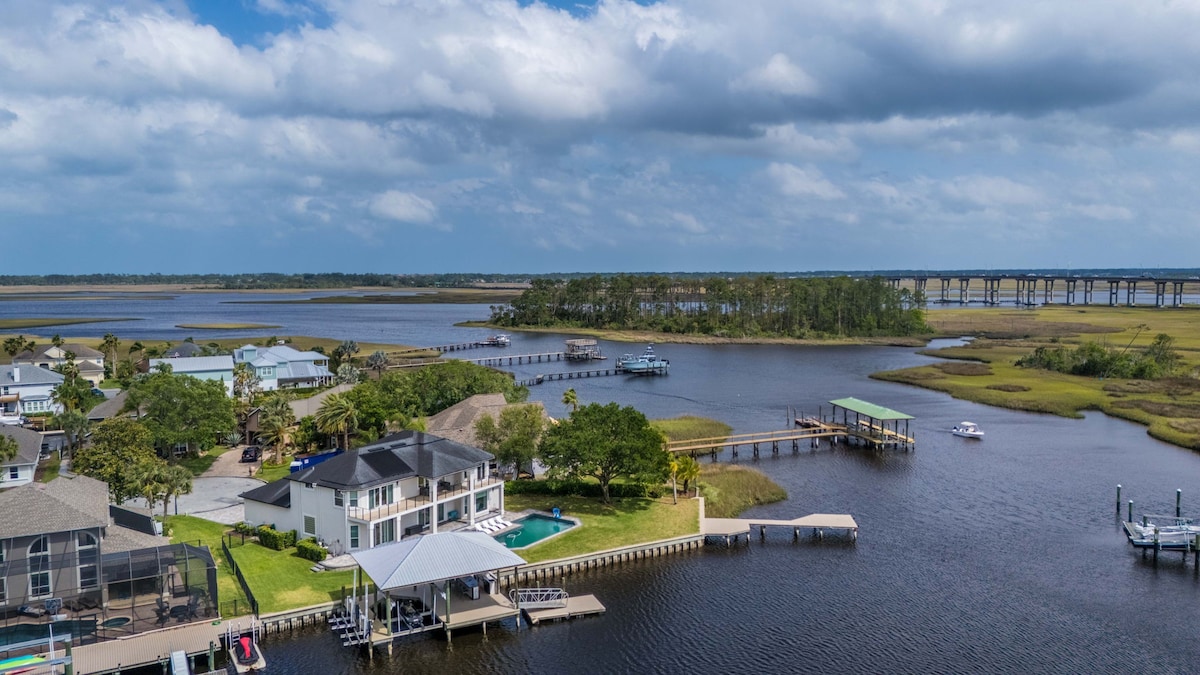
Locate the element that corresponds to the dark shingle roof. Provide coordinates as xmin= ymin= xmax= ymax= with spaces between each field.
xmin=286 ymin=431 xmax=493 ymax=490
xmin=87 ymin=391 xmax=129 ymax=421
xmin=15 ymin=344 xmax=104 ymax=360
xmin=240 ymin=478 xmax=292 ymax=508
xmin=0 ymin=475 xmax=109 ymax=538
xmin=0 ymin=425 xmax=42 ymax=467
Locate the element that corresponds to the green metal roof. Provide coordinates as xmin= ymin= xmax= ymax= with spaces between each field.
xmin=829 ymin=397 xmax=914 ymax=420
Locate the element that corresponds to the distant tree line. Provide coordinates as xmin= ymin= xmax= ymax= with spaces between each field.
xmin=490 ymin=274 xmax=929 ymax=338
xmin=0 ymin=273 xmax=533 ymax=289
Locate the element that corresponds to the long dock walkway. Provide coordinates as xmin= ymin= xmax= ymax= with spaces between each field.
xmin=667 ymin=423 xmax=913 ymax=457
xmin=703 ymin=514 xmax=858 ymax=545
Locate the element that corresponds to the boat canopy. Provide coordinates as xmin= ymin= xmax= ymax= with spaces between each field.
xmin=828 ymin=397 xmax=914 ymax=421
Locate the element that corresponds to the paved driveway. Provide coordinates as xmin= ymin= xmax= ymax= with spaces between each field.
xmin=130 ymin=476 xmax=263 ymax=525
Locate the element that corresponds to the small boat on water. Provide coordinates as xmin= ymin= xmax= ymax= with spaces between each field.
xmin=482 ymin=334 xmax=511 ymax=347
xmin=227 ymin=621 xmax=267 ymax=673
xmin=951 ymin=422 xmax=984 ymax=439
xmin=618 ymin=344 xmax=670 ymax=375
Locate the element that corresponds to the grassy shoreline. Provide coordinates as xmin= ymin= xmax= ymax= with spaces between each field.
xmin=874 ymin=305 xmax=1200 ymax=451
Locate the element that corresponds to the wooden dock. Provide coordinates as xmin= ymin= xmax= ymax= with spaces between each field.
xmin=703 ymin=514 xmax=859 ymax=545
xmin=517 ymin=367 xmax=625 ymax=386
xmin=72 ymin=619 xmax=225 ymax=675
xmin=522 ymin=595 xmax=606 ymax=625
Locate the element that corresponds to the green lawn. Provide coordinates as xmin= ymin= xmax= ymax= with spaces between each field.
xmin=503 ymin=494 xmax=699 ymax=564
xmin=36 ymin=456 xmax=61 ymax=483
xmin=177 ymin=446 xmax=232 ymax=476
xmin=256 ymin=459 xmax=294 ymax=484
xmin=166 ymin=516 xmax=252 ymax=616
xmin=226 ymin=543 xmax=356 ymax=614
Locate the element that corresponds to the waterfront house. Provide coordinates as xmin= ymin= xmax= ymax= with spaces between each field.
xmin=243 ymin=384 xmax=352 ymax=446
xmin=146 ymin=356 xmax=235 ymax=396
xmin=240 ymin=431 xmax=503 ymax=555
xmin=0 ymin=426 xmax=42 ymax=489
xmin=160 ymin=342 xmax=205 ymax=358
xmin=233 ymin=344 xmax=332 ymax=392
xmin=424 ymin=393 xmax=549 ymax=477
xmin=0 ymin=365 xmax=65 ymax=424
xmin=13 ymin=344 xmax=105 ymax=387
xmin=0 ymin=475 xmax=217 ymax=643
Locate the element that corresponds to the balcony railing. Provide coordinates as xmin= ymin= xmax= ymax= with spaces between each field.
xmin=346 ymin=476 xmax=503 ymax=523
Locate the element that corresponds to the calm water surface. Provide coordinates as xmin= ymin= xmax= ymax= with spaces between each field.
xmin=9 ymin=295 xmax=1200 ymax=673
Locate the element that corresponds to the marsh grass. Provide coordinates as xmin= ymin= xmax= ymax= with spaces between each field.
xmin=699 ymin=464 xmax=787 ymax=518
xmin=651 ymin=416 xmax=733 ymax=442
xmin=176 ymin=323 xmax=282 ymax=329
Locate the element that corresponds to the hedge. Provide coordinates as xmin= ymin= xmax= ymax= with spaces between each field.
xmin=296 ymin=538 xmax=328 ymax=563
xmin=504 ymin=479 xmax=659 ymax=499
xmin=257 ymin=526 xmax=297 ymax=551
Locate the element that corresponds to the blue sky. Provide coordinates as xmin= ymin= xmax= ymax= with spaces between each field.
xmin=1 ymin=1 xmax=1199 ymax=274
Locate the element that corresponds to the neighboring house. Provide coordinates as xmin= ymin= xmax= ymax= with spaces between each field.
xmin=0 ymin=365 xmax=65 ymax=424
xmin=425 ymin=393 xmax=549 ymax=476
xmin=146 ymin=356 xmax=235 ymax=396
xmin=244 ymin=384 xmax=353 ymax=445
xmin=233 ymin=344 xmax=333 ymax=391
xmin=0 ymin=475 xmax=200 ymax=629
xmin=241 ymin=431 xmax=503 ymax=555
xmin=14 ymin=344 xmax=105 ymax=387
xmin=161 ymin=342 xmax=205 ymax=358
xmin=0 ymin=426 xmax=41 ymax=489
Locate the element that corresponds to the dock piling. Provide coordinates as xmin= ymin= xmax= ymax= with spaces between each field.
xmin=1127 ymin=500 xmax=1133 ymax=523
xmin=1116 ymin=485 xmax=1122 ymax=515
xmin=1177 ymin=489 xmax=1182 ymax=517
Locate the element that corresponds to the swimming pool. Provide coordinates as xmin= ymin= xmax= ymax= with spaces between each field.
xmin=0 ymin=619 xmax=96 ymax=647
xmin=494 ymin=513 xmax=577 ymax=549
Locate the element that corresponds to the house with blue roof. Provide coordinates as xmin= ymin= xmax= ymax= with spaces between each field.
xmin=233 ymin=344 xmax=332 ymax=391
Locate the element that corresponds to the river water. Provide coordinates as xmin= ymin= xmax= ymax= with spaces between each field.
xmin=6 ymin=293 xmax=1200 ymax=673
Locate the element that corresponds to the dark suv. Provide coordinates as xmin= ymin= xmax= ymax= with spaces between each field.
xmin=240 ymin=446 xmax=262 ymax=463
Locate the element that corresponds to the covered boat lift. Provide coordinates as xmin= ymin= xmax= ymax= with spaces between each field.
xmin=348 ymin=531 xmax=527 ymax=651
xmin=828 ymin=397 xmax=915 ymax=449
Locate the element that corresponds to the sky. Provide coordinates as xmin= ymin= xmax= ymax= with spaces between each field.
xmin=1 ymin=0 xmax=1199 ymax=275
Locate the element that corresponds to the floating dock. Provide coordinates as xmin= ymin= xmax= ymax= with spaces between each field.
xmin=523 ymin=595 xmax=606 ymax=625
xmin=703 ymin=514 xmax=858 ymax=546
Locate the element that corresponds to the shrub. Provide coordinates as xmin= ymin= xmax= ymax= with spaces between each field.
xmin=296 ymin=538 xmax=328 ymax=562
xmin=233 ymin=521 xmax=256 ymax=535
xmin=257 ymin=526 xmax=297 ymax=551
xmin=504 ymin=479 xmax=649 ymax=499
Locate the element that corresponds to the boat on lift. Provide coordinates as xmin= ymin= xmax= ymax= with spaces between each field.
xmin=482 ymin=334 xmax=511 ymax=347
xmin=618 ymin=344 xmax=670 ymax=375
xmin=227 ymin=620 xmax=266 ymax=673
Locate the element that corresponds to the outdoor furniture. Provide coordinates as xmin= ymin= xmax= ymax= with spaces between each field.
xmin=18 ymin=604 xmax=46 ymax=618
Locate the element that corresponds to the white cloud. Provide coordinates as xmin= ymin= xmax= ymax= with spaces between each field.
xmin=731 ymin=54 xmax=819 ymax=96
xmin=766 ymin=163 xmax=845 ymax=200
xmin=368 ymin=190 xmax=438 ymax=225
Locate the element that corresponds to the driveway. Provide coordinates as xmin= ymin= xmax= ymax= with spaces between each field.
xmin=205 ymin=445 xmax=265 ymax=478
xmin=130 ymin=474 xmax=264 ymax=526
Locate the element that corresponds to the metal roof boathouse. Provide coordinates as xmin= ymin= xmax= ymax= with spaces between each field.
xmin=828 ymin=397 xmax=915 ymax=450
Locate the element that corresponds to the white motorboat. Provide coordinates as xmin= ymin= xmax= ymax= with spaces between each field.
xmin=951 ymin=422 xmax=984 ymax=439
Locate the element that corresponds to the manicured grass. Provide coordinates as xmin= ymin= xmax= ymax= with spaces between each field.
xmin=36 ymin=455 xmax=61 ymax=483
xmin=503 ymin=494 xmax=699 ymax=563
xmin=177 ymin=446 xmax=232 ymax=476
xmin=256 ymin=459 xmax=294 ymax=484
xmin=176 ymin=323 xmax=283 ymax=329
xmin=226 ymin=543 xmax=356 ymax=614
xmin=166 ymin=516 xmax=251 ymax=616
xmin=698 ymin=464 xmax=788 ymax=518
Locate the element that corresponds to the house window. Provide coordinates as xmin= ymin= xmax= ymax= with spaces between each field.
xmin=349 ymin=525 xmax=360 ymax=549
xmin=368 ymin=485 xmax=393 ymax=509
xmin=30 ymin=572 xmax=50 ymax=599
xmin=373 ymin=519 xmax=395 ymax=545
xmin=334 ymin=491 xmax=344 ymax=507
xmin=304 ymin=515 xmax=317 ymax=536
xmin=7 ymin=467 xmax=17 ymax=480
xmin=476 ymin=492 xmax=488 ymax=513
xmin=477 ymin=464 xmax=486 ymax=480
xmin=80 ymin=563 xmax=99 ymax=590
xmin=76 ymin=531 xmax=97 ymax=550
xmin=0 ymin=541 xmax=5 ymax=563
xmin=304 ymin=482 xmax=314 ymax=490
xmin=0 ymin=578 xmax=5 ymax=603
xmin=348 ymin=491 xmax=358 ymax=508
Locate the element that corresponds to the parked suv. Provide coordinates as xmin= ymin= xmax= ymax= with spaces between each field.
xmin=240 ymin=446 xmax=262 ymax=462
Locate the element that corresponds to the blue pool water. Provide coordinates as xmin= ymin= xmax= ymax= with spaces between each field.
xmin=0 ymin=619 xmax=96 ymax=647
xmin=495 ymin=514 xmax=576 ymax=549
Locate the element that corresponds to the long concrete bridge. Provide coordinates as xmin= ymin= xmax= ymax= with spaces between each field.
xmin=886 ymin=274 xmax=1200 ymax=307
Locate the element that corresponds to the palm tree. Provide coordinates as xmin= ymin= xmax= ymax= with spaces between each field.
xmin=0 ymin=435 xmax=18 ymax=463
xmin=562 ymin=388 xmax=579 ymax=414
xmin=2 ymin=335 xmax=26 ymax=359
xmin=136 ymin=461 xmax=172 ymax=515
xmin=366 ymin=351 xmax=388 ymax=378
xmin=669 ymin=456 xmax=680 ymax=505
xmin=54 ymin=410 xmax=90 ymax=457
xmin=259 ymin=414 xmax=291 ymax=465
xmin=128 ymin=341 xmax=145 ymax=363
xmin=315 ymin=393 xmax=357 ymax=450
xmin=51 ymin=334 xmax=64 ymax=349
xmin=100 ymin=333 xmax=121 ymax=376
xmin=161 ymin=464 xmax=194 ymax=518
xmin=676 ymin=455 xmax=701 ymax=498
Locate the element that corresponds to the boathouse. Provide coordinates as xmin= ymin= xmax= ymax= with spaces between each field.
xmin=828 ymin=397 xmax=914 ymax=449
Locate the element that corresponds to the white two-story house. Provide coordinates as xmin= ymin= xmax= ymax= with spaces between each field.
xmin=0 ymin=425 xmax=42 ymax=488
xmin=240 ymin=431 xmax=503 ymax=555
xmin=1 ymin=365 xmax=65 ymax=425
xmin=233 ymin=345 xmax=332 ymax=391
xmin=14 ymin=344 xmax=106 ymax=387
